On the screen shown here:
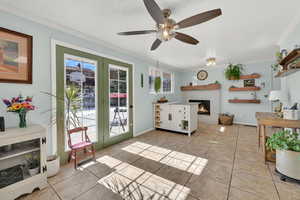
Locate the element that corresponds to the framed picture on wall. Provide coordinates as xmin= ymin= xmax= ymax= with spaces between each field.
xmin=244 ymin=79 xmax=255 ymax=87
xmin=0 ymin=27 xmax=32 ymax=84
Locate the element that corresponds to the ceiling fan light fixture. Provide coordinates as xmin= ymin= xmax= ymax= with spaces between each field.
xmin=118 ymin=0 xmax=222 ymax=50
xmin=206 ymin=57 xmax=216 ymax=66
xmin=156 ymin=18 xmax=176 ymax=41
xmin=157 ymin=27 xmax=174 ymax=41
xmin=163 ymin=29 xmax=169 ymax=38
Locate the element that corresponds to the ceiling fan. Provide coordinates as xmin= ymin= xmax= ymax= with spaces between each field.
xmin=117 ymin=0 xmax=222 ymax=51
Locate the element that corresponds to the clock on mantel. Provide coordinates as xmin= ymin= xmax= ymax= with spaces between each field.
xmin=197 ymin=70 xmax=208 ymax=80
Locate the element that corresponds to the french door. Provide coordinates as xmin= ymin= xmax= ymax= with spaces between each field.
xmin=104 ymin=58 xmax=133 ymax=146
xmin=56 ymin=45 xmax=133 ymax=164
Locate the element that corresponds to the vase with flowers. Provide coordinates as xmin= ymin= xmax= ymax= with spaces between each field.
xmin=2 ymin=95 xmax=35 ymax=128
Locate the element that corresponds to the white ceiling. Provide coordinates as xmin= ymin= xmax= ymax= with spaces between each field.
xmin=1 ymin=0 xmax=299 ymax=69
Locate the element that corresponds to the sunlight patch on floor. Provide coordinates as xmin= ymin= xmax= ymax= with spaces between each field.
xmin=77 ymin=141 xmax=208 ymax=199
xmin=97 ymin=156 xmax=191 ymax=200
xmin=122 ymin=142 xmax=208 ymax=175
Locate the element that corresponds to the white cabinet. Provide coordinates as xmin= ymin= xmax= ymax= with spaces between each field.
xmin=0 ymin=125 xmax=48 ymax=200
xmin=159 ymin=104 xmax=171 ymax=130
xmin=154 ymin=103 xmax=198 ymax=136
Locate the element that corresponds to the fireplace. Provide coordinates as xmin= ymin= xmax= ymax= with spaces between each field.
xmin=189 ymin=100 xmax=210 ymax=115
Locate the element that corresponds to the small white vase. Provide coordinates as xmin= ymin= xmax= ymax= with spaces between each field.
xmin=47 ymin=156 xmax=60 ymax=178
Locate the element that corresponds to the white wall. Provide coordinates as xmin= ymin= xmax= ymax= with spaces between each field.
xmin=281 ymin=72 xmax=300 ymax=105
xmin=0 ymin=10 xmax=182 ymax=154
xmin=178 ymin=61 xmax=274 ymax=125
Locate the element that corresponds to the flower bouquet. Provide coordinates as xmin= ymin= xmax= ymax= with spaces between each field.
xmin=2 ymin=95 xmax=35 ymax=128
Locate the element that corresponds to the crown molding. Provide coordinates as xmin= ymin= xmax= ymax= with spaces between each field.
xmin=0 ymin=3 xmax=182 ymax=72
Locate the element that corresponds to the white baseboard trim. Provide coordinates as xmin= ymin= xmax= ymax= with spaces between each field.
xmin=234 ymin=121 xmax=257 ymax=127
xmin=134 ymin=128 xmax=155 ymax=137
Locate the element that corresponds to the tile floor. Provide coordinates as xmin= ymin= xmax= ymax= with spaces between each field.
xmin=18 ymin=123 xmax=300 ymax=200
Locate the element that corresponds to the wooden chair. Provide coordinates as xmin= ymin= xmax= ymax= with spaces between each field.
xmin=67 ymin=127 xmax=95 ymax=169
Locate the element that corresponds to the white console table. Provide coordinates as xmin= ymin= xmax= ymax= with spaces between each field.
xmin=0 ymin=125 xmax=48 ymax=200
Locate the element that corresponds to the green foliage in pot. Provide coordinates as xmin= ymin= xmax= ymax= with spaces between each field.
xmin=42 ymin=84 xmax=82 ymax=130
xmin=154 ymin=77 xmax=161 ymax=93
xmin=271 ymin=51 xmax=283 ymax=72
xmin=266 ymin=130 xmax=300 ymax=152
xmin=225 ymin=63 xmax=244 ymax=80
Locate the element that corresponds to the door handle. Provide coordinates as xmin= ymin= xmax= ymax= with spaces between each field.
xmin=130 ymin=105 xmax=133 ymax=109
xmin=168 ymin=113 xmax=172 ymax=121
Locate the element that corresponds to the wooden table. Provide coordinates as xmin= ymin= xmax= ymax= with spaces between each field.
xmin=256 ymin=112 xmax=300 ymax=162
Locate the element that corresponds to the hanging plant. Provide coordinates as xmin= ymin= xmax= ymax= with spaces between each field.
xmin=154 ymin=77 xmax=161 ymax=93
xmin=225 ymin=63 xmax=244 ymax=80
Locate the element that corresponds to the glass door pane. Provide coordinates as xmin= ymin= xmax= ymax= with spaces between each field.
xmin=65 ymin=55 xmax=97 ymax=149
xmin=109 ymin=65 xmax=129 ymax=137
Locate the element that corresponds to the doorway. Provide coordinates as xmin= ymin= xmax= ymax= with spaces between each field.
xmin=55 ymin=45 xmax=133 ymax=164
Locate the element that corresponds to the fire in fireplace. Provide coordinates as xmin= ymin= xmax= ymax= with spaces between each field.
xmin=189 ymin=100 xmax=210 ymax=115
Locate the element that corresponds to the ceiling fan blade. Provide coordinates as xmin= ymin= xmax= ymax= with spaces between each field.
xmin=176 ymin=9 xmax=222 ymax=29
xmin=118 ymin=30 xmax=157 ymax=35
xmin=143 ymin=0 xmax=165 ymax=24
xmin=151 ymin=39 xmax=162 ymax=51
xmin=175 ymin=32 xmax=199 ymax=45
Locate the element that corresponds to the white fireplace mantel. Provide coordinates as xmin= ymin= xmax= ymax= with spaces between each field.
xmin=182 ymin=90 xmax=221 ymax=124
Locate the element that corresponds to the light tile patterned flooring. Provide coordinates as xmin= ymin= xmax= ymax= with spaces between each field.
xmin=18 ymin=123 xmax=300 ymax=200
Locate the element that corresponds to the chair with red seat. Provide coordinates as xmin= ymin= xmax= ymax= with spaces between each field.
xmin=67 ymin=127 xmax=95 ymax=169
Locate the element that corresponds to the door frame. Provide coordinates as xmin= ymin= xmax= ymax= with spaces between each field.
xmin=50 ymin=39 xmax=135 ymax=157
xmin=103 ymin=58 xmax=133 ymax=147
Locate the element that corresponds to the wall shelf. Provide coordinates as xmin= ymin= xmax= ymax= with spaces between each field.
xmin=279 ymin=49 xmax=300 ymax=66
xmin=239 ymin=73 xmax=261 ymax=79
xmin=0 ymin=146 xmax=40 ymax=161
xmin=275 ymin=68 xmax=300 ymax=78
xmin=229 ymin=99 xmax=261 ymax=104
xmin=181 ymin=83 xmax=221 ymax=91
xmin=229 ymin=86 xmax=261 ymax=91
xmin=275 ymin=49 xmax=300 ymax=78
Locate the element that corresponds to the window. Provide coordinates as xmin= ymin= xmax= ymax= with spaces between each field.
xmin=149 ymin=67 xmax=173 ymax=94
xmin=163 ymin=72 xmax=172 ymax=93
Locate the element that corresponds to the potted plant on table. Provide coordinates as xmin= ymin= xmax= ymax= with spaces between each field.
xmin=225 ymin=63 xmax=244 ymax=80
xmin=266 ymin=130 xmax=300 ymax=181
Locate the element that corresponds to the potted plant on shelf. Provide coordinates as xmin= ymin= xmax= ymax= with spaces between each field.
xmin=26 ymin=153 xmax=40 ymax=176
xmin=271 ymin=51 xmax=284 ymax=73
xmin=225 ymin=63 xmax=244 ymax=80
xmin=266 ymin=130 xmax=300 ymax=181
